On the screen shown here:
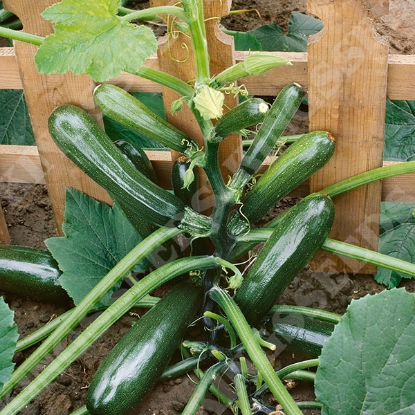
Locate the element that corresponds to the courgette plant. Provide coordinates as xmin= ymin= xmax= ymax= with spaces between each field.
xmin=1 ymin=1 xmax=415 ymax=414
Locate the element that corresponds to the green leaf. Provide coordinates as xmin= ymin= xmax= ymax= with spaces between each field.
xmin=232 ymin=12 xmax=323 ymax=52
xmin=0 ymin=297 xmax=18 ymax=391
xmin=104 ymin=92 xmax=166 ymax=149
xmin=315 ymin=288 xmax=415 ymax=414
xmin=233 ymin=31 xmax=262 ymax=51
xmin=45 ymin=188 xmax=149 ymax=307
xmin=384 ymin=100 xmax=415 ymax=161
xmin=34 ymin=0 xmax=157 ymax=82
xmin=0 ymin=90 xmax=35 ymax=145
xmin=375 ymin=202 xmax=415 ymax=288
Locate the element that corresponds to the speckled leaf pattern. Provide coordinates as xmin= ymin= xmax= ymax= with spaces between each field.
xmin=375 ymin=202 xmax=415 ymax=288
xmin=34 ymin=0 xmax=157 ymax=81
xmin=0 ymin=297 xmax=18 ymax=391
xmin=315 ymin=288 xmax=415 ymax=415
xmin=384 ymin=100 xmax=415 ymax=161
xmin=0 ymin=90 xmax=34 ymax=145
xmin=45 ymin=188 xmax=149 ymax=307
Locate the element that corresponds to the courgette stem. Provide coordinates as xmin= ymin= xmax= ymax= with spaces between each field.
xmin=182 ymin=361 xmax=228 ymax=415
xmin=234 ymin=374 xmax=251 ymax=415
xmin=277 ymin=359 xmax=319 ymax=379
xmin=319 ymin=161 xmax=415 ymax=198
xmin=236 ymin=230 xmax=415 ymax=278
xmin=15 ymin=295 xmax=160 ymax=352
xmin=269 ymin=305 xmax=342 ymax=324
xmin=120 ymin=5 xmax=186 ymax=22
xmin=0 ymin=226 xmax=181 ymax=402
xmin=204 ymin=311 xmax=238 ymax=349
xmin=242 ymin=133 xmax=304 ymax=148
xmin=209 ymin=286 xmax=303 ymax=415
xmin=0 ymin=255 xmax=231 ymax=415
xmin=282 ymin=370 xmax=316 ymax=383
xmin=0 ymin=26 xmax=43 ymax=46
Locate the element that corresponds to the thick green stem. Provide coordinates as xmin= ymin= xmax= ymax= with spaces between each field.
xmin=0 ymin=227 xmax=181 ymax=401
xmin=120 ymin=5 xmax=186 ymax=22
xmin=276 ymin=359 xmax=319 ymax=379
xmin=0 ymin=26 xmax=43 ymax=45
xmin=236 ymin=231 xmax=415 ymax=278
xmin=182 ymin=361 xmax=227 ymax=415
xmin=320 ymin=161 xmax=415 ymax=198
xmin=269 ymin=305 xmax=342 ymax=324
xmin=210 ymin=286 xmax=303 ymax=415
xmin=234 ymin=374 xmax=251 ymax=415
xmin=0 ymin=255 xmax=229 ymax=415
xmin=181 ymin=0 xmax=210 ymax=84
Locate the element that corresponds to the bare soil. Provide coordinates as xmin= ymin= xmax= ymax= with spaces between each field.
xmin=1 ymin=0 xmax=415 ymax=414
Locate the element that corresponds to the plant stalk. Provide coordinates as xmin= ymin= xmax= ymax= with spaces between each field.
xmin=0 ymin=26 xmax=43 ymax=46
xmin=210 ymin=286 xmax=303 ymax=415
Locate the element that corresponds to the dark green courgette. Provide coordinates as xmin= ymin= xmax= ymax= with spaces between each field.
xmin=0 ymin=245 xmax=69 ymax=304
xmin=240 ymin=130 xmax=335 ymax=224
xmin=86 ymin=279 xmax=203 ymax=415
xmin=266 ymin=313 xmax=335 ymax=357
xmin=48 ymin=104 xmax=185 ymax=228
xmin=171 ymin=155 xmax=199 ymax=209
xmin=234 ymin=194 xmax=335 ymax=326
xmin=114 ymin=139 xmax=158 ymax=184
xmin=229 ymin=83 xmax=303 ymax=191
xmin=212 ymin=98 xmax=269 ymax=141
xmin=93 ymin=84 xmax=199 ymax=157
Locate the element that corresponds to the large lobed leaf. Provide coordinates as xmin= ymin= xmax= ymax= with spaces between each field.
xmin=315 ymin=288 xmax=415 ymax=414
xmin=0 ymin=297 xmax=18 ymax=392
xmin=46 ymin=188 xmax=149 ymax=307
xmin=0 ymin=90 xmax=35 ymax=145
xmin=384 ymin=100 xmax=415 ymax=161
xmin=35 ymin=0 xmax=157 ymax=81
xmin=375 ymin=202 xmax=415 ymax=288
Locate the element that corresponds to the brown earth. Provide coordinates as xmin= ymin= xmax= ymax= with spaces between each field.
xmin=1 ymin=0 xmax=415 ymax=414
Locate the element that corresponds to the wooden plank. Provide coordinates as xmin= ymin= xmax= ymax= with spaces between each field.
xmin=307 ymin=0 xmax=389 ymax=274
xmin=3 ymin=47 xmax=415 ymax=99
xmin=3 ymin=0 xmax=112 ymax=234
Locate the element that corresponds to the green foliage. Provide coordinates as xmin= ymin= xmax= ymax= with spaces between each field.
xmin=0 ymin=297 xmax=18 ymax=391
xmin=35 ymin=0 xmax=157 ymax=81
xmin=315 ymin=289 xmax=415 ymax=414
xmin=375 ymin=202 xmax=415 ymax=288
xmin=384 ymin=100 xmax=415 ymax=161
xmin=232 ymin=12 xmax=323 ymax=52
xmin=0 ymin=90 xmax=34 ymax=145
xmin=45 ymin=188 xmax=149 ymax=307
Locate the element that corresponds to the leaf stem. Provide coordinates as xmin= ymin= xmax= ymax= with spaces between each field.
xmin=0 ymin=227 xmax=181 ymax=401
xmin=209 ymin=286 xmax=303 ymax=415
xmin=120 ymin=6 xmax=186 ymax=22
xmin=0 ymin=255 xmax=226 ymax=415
xmin=268 ymin=305 xmax=342 ymax=324
xmin=320 ymin=161 xmax=415 ymax=198
xmin=0 ymin=26 xmax=43 ymax=46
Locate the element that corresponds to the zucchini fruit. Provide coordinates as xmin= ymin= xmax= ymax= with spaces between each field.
xmin=266 ymin=314 xmax=335 ymax=357
xmin=234 ymin=193 xmax=335 ymax=326
xmin=240 ymin=130 xmax=335 ymax=224
xmin=229 ymin=83 xmax=303 ymax=190
xmin=48 ymin=104 xmax=186 ymax=228
xmin=114 ymin=139 xmax=158 ymax=184
xmin=0 ymin=245 xmax=69 ymax=303
xmin=212 ymin=97 xmax=269 ymax=141
xmin=93 ymin=84 xmax=198 ymax=157
xmin=86 ymin=279 xmax=203 ymax=415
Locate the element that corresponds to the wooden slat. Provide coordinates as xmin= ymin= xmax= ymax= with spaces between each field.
xmin=2 ymin=47 xmax=415 ymax=99
xmin=2 ymin=146 xmax=414 ymax=204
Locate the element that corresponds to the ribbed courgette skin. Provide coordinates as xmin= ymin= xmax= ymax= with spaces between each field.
xmin=114 ymin=139 xmax=158 ymax=184
xmin=0 ymin=246 xmax=69 ymax=303
xmin=213 ymin=98 xmax=269 ymax=140
xmin=94 ymin=84 xmax=198 ymax=156
xmin=234 ymin=194 xmax=335 ymax=326
xmin=48 ymin=104 xmax=185 ymax=227
xmin=241 ymin=130 xmax=335 ymax=224
xmin=86 ymin=280 xmax=203 ymax=415
xmin=229 ymin=83 xmax=303 ymax=190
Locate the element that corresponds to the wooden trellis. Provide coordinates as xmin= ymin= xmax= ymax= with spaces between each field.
xmin=1 ymin=0 xmax=415 ymax=274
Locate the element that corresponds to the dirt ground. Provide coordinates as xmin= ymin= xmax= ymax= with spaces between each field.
xmin=1 ymin=0 xmax=415 ymax=414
